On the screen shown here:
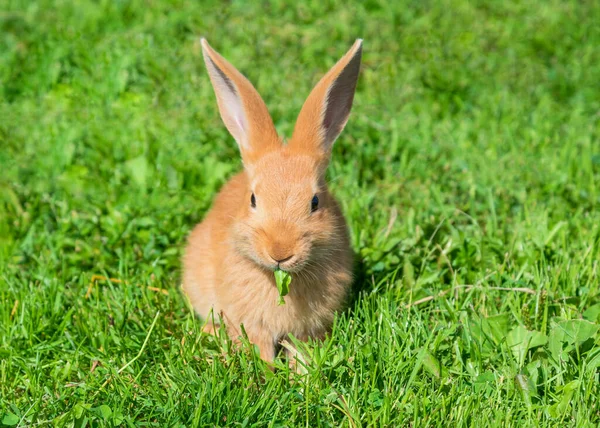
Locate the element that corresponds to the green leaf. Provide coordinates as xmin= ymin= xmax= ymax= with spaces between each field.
xmin=73 ymin=403 xmax=87 ymax=419
xmin=475 ymin=371 xmax=495 ymax=383
xmin=274 ymin=270 xmax=292 ymax=305
xmin=548 ymin=326 xmax=568 ymax=362
xmin=125 ymin=155 xmax=150 ymax=188
xmin=2 ymin=413 xmax=20 ymax=426
xmin=586 ymin=351 xmax=600 ymax=374
xmin=473 ymin=371 xmax=495 ymax=393
xmin=583 ymin=304 xmax=600 ymax=323
xmin=549 ymin=380 xmax=579 ymax=417
xmin=548 ymin=320 xmax=598 ymax=362
xmin=484 ymin=313 xmax=510 ymax=345
xmin=367 ymin=389 xmax=384 ymax=407
xmin=420 ymin=349 xmax=447 ymax=379
xmin=515 ymin=374 xmax=535 ymax=409
xmin=402 ymin=257 xmax=415 ymax=288
xmin=557 ymin=319 xmax=599 ymax=344
xmin=92 ymin=404 xmax=112 ymax=420
xmin=506 ymin=326 xmax=547 ymax=365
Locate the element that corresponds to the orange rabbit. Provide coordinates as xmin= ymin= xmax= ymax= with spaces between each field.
xmin=183 ymin=38 xmax=362 ymax=364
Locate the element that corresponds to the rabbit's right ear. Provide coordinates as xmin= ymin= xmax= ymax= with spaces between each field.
xmin=201 ymin=39 xmax=280 ymax=164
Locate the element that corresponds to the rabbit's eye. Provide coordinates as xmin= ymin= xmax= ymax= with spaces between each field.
xmin=251 ymin=193 xmax=256 ymax=208
xmin=311 ymin=194 xmax=319 ymax=212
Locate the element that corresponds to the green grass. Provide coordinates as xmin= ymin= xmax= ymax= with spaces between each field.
xmin=1 ymin=0 xmax=600 ymax=426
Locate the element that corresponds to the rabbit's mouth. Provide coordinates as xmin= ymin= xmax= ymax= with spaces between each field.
xmin=262 ymin=255 xmax=306 ymax=273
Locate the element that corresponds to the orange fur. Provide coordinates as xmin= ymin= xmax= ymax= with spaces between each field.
xmin=183 ymin=39 xmax=362 ymax=365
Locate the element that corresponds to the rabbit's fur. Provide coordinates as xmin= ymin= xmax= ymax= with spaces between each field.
xmin=183 ymin=39 xmax=362 ymax=364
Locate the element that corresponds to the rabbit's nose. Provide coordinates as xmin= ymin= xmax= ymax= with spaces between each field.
xmin=269 ymin=240 xmax=295 ymax=264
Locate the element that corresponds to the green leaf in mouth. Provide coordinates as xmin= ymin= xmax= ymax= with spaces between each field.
xmin=274 ymin=269 xmax=292 ymax=305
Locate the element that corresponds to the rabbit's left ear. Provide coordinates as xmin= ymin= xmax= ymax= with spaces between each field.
xmin=289 ymin=40 xmax=362 ymax=160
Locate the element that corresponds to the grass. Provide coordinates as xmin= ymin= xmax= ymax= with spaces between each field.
xmin=1 ymin=0 xmax=600 ymax=426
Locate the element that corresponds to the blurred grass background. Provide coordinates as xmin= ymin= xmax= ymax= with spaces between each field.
xmin=1 ymin=0 xmax=600 ymax=426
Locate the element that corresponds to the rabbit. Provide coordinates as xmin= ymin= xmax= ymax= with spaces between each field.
xmin=183 ymin=38 xmax=362 ymax=367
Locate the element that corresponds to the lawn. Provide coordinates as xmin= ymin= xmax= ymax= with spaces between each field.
xmin=1 ymin=0 xmax=600 ymax=426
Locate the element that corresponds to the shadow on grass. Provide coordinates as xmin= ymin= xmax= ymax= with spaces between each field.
xmin=345 ymin=252 xmax=385 ymax=311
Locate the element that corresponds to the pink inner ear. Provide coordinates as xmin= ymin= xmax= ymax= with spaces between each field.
xmin=233 ymin=110 xmax=247 ymax=137
xmin=205 ymin=53 xmax=249 ymax=148
xmin=223 ymin=87 xmax=247 ymax=135
xmin=216 ymin=79 xmax=249 ymax=148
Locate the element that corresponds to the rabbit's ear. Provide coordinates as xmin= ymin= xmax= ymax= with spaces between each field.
xmin=289 ymin=40 xmax=362 ymax=160
xmin=201 ymin=39 xmax=280 ymax=163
